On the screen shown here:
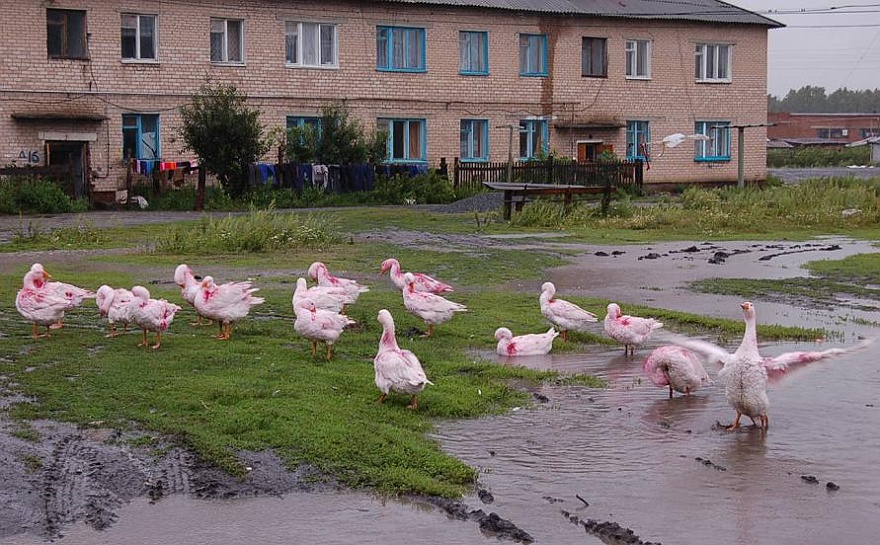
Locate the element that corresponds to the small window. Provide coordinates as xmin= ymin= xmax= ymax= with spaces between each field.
xmin=377 ymin=118 xmax=426 ymax=162
xmin=695 ymin=43 xmax=731 ymax=82
xmin=211 ymin=18 xmax=244 ymax=63
xmin=286 ymin=22 xmax=337 ymax=68
xmin=122 ymin=114 xmax=160 ymax=160
xmin=582 ymin=37 xmax=607 ymax=77
xmin=694 ymin=121 xmax=731 ymax=161
xmin=460 ymin=31 xmax=489 ymax=75
xmin=860 ymin=128 xmax=880 ymax=138
xmin=519 ymin=34 xmax=548 ymax=76
xmin=47 ymin=9 xmax=87 ymax=59
xmin=816 ymin=128 xmax=847 ymax=139
xmin=519 ymin=119 xmax=548 ymax=159
xmin=625 ymin=39 xmax=651 ymax=79
xmin=377 ymin=26 xmax=426 ymax=72
xmin=122 ymin=14 xmax=157 ymax=61
xmin=460 ymin=119 xmax=489 ymax=161
xmin=287 ymin=116 xmax=322 ymax=131
xmin=626 ymin=120 xmax=650 ymax=160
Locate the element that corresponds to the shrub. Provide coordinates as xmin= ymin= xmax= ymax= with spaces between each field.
xmin=767 ymin=146 xmax=870 ymax=168
xmin=0 ymin=176 xmax=88 ymax=215
xmin=370 ymin=172 xmax=456 ymax=205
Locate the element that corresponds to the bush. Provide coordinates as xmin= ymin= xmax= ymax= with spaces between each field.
xmin=130 ymin=183 xmax=235 ymax=211
xmin=0 ymin=176 xmax=89 ymax=214
xmin=767 ymin=146 xmax=870 ymax=168
xmin=370 ymin=172 xmax=456 ymax=204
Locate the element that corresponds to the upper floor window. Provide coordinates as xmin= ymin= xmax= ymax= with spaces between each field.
xmin=122 ymin=14 xmax=157 ymax=61
xmin=460 ymin=119 xmax=489 ymax=161
xmin=378 ymin=118 xmax=426 ymax=162
xmin=460 ymin=31 xmax=488 ymax=75
xmin=694 ymin=121 xmax=731 ymax=161
xmin=695 ymin=43 xmax=731 ymax=82
xmin=377 ymin=26 xmax=425 ymax=72
xmin=816 ymin=128 xmax=847 ymax=139
xmin=47 ymin=9 xmax=87 ymax=59
xmin=519 ymin=119 xmax=548 ymax=159
xmin=626 ymin=120 xmax=650 ymax=160
xmin=582 ymin=37 xmax=607 ymax=77
xmin=211 ymin=18 xmax=244 ymax=64
xmin=286 ymin=22 xmax=337 ymax=68
xmin=625 ymin=39 xmax=651 ymax=79
xmin=519 ymin=34 xmax=548 ymax=76
xmin=123 ymin=114 xmax=160 ymax=160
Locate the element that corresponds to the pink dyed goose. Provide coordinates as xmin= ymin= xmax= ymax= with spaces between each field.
xmin=494 ymin=327 xmax=559 ymax=357
xmin=643 ymin=345 xmax=711 ymax=398
xmin=401 ymin=272 xmax=467 ymax=337
xmin=374 ymin=309 xmax=433 ymax=409
xmin=95 ymin=285 xmax=135 ymax=337
xmin=539 ymin=282 xmax=597 ymax=341
xmin=29 ymin=263 xmax=94 ymax=328
xmin=669 ymin=301 xmax=873 ymax=430
xmin=604 ymin=302 xmax=663 ymax=356
xmin=293 ymin=300 xmax=355 ymax=360
xmin=174 ymin=264 xmax=210 ymax=326
xmin=15 ymin=265 xmax=69 ymax=338
xmin=292 ymin=277 xmax=355 ymax=313
xmin=193 ymin=276 xmax=265 ymax=340
xmin=380 ymin=258 xmax=453 ymax=294
xmin=308 ymin=262 xmax=369 ymax=301
xmin=128 ymin=286 xmax=181 ymax=349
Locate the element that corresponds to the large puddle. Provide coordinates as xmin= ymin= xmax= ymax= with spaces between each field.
xmin=5 ymin=237 xmax=880 ymax=544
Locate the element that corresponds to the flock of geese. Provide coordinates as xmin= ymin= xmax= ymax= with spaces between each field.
xmin=14 ymin=260 xmax=872 ymax=425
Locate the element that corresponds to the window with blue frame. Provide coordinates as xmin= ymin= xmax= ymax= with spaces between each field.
xmin=460 ymin=119 xmax=489 ymax=161
xmin=377 ymin=26 xmax=425 ymax=72
xmin=519 ymin=34 xmax=548 ymax=76
xmin=626 ymin=120 xmax=650 ymax=160
xmin=519 ymin=119 xmax=548 ymax=159
xmin=694 ymin=121 xmax=731 ymax=161
xmin=122 ymin=114 xmax=159 ymax=160
xmin=460 ymin=31 xmax=488 ymax=75
xmin=378 ymin=118 xmax=426 ymax=162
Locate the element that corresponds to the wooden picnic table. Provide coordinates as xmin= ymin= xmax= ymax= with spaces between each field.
xmin=482 ymin=182 xmax=605 ymax=220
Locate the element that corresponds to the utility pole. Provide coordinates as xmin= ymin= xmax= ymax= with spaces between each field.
xmin=723 ymin=123 xmax=774 ymax=188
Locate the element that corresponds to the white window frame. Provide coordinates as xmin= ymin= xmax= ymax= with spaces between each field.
xmin=625 ymin=39 xmax=651 ymax=79
xmin=285 ymin=21 xmax=338 ymax=68
xmin=210 ymin=18 xmax=244 ymax=64
xmin=121 ymin=13 xmax=158 ymax=62
xmin=695 ymin=43 xmax=731 ymax=82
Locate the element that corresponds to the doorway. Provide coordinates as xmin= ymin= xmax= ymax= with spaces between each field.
xmin=577 ymin=140 xmax=612 ymax=162
xmin=46 ymin=141 xmax=88 ymax=199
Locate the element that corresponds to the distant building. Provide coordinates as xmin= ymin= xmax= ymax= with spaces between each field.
xmin=768 ymin=112 xmax=880 ymax=145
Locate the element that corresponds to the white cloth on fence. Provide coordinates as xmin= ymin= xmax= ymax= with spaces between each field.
xmin=312 ymin=164 xmax=329 ymax=189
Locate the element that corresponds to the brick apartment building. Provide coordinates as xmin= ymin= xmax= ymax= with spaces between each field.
xmin=768 ymin=112 xmax=880 ymax=145
xmin=0 ymin=0 xmax=780 ymax=203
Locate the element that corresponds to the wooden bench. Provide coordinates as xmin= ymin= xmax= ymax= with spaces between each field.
xmin=482 ymin=182 xmax=605 ymax=220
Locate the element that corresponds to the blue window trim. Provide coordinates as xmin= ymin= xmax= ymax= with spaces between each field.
xmin=694 ymin=121 xmax=731 ymax=162
xmin=380 ymin=118 xmax=428 ymax=164
xmin=459 ymin=31 xmax=489 ymax=76
xmin=286 ymin=116 xmax=322 ymax=130
xmin=122 ymin=113 xmax=160 ymax=160
xmin=519 ymin=34 xmax=548 ymax=77
xmin=460 ymin=119 xmax=489 ymax=162
xmin=377 ymin=26 xmax=427 ymax=73
xmin=626 ymin=120 xmax=650 ymax=161
xmin=519 ymin=119 xmax=549 ymax=160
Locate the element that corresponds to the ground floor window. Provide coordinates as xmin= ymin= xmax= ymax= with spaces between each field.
xmin=626 ymin=120 xmax=649 ymax=160
xmin=378 ymin=118 xmax=426 ymax=162
xmin=122 ymin=114 xmax=159 ymax=159
xmin=519 ymin=119 xmax=548 ymax=160
xmin=460 ymin=119 xmax=488 ymax=161
xmin=694 ymin=121 xmax=731 ymax=161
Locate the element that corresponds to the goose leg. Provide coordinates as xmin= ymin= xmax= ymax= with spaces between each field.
xmin=139 ymin=329 xmax=148 ymax=347
xmin=151 ymin=331 xmax=162 ymax=350
xmin=561 ymin=330 xmax=568 ymax=342
xmin=726 ymin=411 xmax=743 ymax=431
xmin=378 ymin=393 xmax=387 ymax=405
xmin=311 ymin=341 xmax=318 ymax=357
xmin=669 ymin=386 xmax=674 ymax=399
xmin=325 ymin=343 xmax=332 ymax=361
xmin=31 ymin=323 xmax=40 ymax=339
xmin=407 ymin=395 xmax=419 ymax=410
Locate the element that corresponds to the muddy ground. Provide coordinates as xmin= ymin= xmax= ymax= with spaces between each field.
xmin=1 ymin=209 xmax=877 ymax=544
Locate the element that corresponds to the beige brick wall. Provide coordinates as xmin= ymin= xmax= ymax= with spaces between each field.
xmin=0 ymin=0 xmax=770 ymax=194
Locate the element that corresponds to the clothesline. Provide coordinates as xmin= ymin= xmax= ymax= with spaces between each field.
xmin=130 ymin=159 xmax=198 ymax=176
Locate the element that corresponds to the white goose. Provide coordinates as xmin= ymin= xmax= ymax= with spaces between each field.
xmin=374 ymin=309 xmax=433 ymax=409
xmin=95 ymin=285 xmax=135 ymax=337
xmin=669 ymin=301 xmax=873 ymax=430
xmin=174 ymin=264 xmax=210 ymax=326
xmin=292 ymin=277 xmax=354 ymax=313
xmin=380 ymin=258 xmax=453 ymax=294
xmin=15 ymin=266 xmax=69 ymax=338
xmin=495 ymin=327 xmax=558 ymax=357
xmin=401 ymin=272 xmax=467 ymax=337
xmin=308 ymin=262 xmax=369 ymax=301
xmin=128 ymin=286 xmax=181 ymax=349
xmin=643 ymin=345 xmax=711 ymax=398
xmin=293 ymin=300 xmax=355 ymax=360
xmin=539 ymin=282 xmax=597 ymax=341
xmin=604 ymin=302 xmax=663 ymax=356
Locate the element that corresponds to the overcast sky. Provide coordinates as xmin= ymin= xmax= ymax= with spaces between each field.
xmin=726 ymin=1 xmax=880 ymax=96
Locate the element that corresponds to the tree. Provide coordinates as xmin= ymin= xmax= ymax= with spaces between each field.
xmin=180 ymin=84 xmax=269 ymax=198
xmin=285 ymin=102 xmax=387 ymax=165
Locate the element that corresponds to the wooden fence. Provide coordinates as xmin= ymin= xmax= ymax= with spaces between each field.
xmin=452 ymin=157 xmax=643 ymax=193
